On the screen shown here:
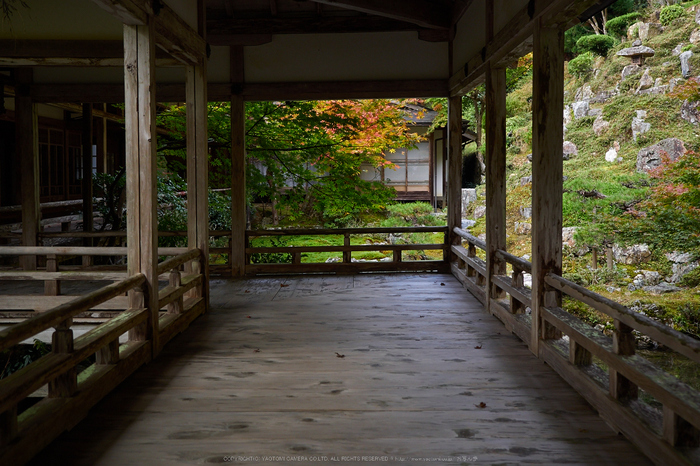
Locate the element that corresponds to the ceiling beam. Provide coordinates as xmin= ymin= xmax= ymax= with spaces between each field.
xmin=306 ymin=0 xmax=450 ymax=29
xmin=0 ymin=40 xmax=182 ymax=67
xmin=208 ymin=15 xmax=448 ymax=41
xmin=24 ymin=79 xmax=448 ymax=103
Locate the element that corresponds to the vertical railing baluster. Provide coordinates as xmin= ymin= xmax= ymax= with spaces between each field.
xmin=49 ymin=318 xmax=77 ymax=398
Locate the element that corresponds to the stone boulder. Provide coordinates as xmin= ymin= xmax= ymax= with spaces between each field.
xmin=613 ymin=244 xmax=651 ymax=265
xmin=636 ymin=68 xmax=654 ymax=92
xmin=593 ymin=114 xmax=609 ymax=136
xmin=461 ymin=188 xmax=477 ymax=213
xmin=621 ymin=64 xmax=642 ymax=81
xmin=691 ymin=29 xmax=700 ymax=45
xmin=666 ymin=251 xmax=698 ymax=283
xmin=605 ymin=147 xmax=618 ymax=163
xmin=461 ymin=219 xmax=476 ymax=229
xmin=520 ymin=176 xmax=532 ymax=186
xmin=643 ymin=282 xmax=680 ymax=295
xmin=697 ymin=8 xmax=700 ymax=26
xmin=681 ymin=99 xmax=700 ymax=125
xmin=628 ymin=270 xmax=662 ymax=291
xmin=636 ymin=138 xmax=687 ymax=173
xmin=673 ymin=44 xmax=684 ymax=56
xmin=572 ymin=101 xmax=590 ymax=119
xmin=519 ymin=206 xmax=532 ymax=219
xmin=515 ymin=222 xmax=531 ymax=235
xmin=563 ymin=105 xmax=572 ymax=125
xmin=563 ymin=141 xmax=578 ymax=159
xmin=638 ymin=23 xmax=664 ymax=41
xmin=680 ymin=51 xmax=694 ymax=79
xmin=562 ymin=226 xmax=589 ymax=256
xmin=632 ymin=110 xmax=651 ymax=142
xmin=473 ymin=205 xmax=486 ymax=220
xmin=574 ymin=85 xmax=593 ymax=102
xmin=628 ymin=21 xmax=645 ymax=40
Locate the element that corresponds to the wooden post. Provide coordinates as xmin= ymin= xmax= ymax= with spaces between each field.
xmin=591 ymin=247 xmax=598 ymax=270
xmin=96 ymin=340 xmax=120 ymax=365
xmin=610 ymin=319 xmax=638 ymax=401
xmin=167 ymin=269 xmax=183 ymax=314
xmin=531 ymin=21 xmax=564 ymax=356
xmin=16 ymin=68 xmax=39 ymax=271
xmin=49 ymin=318 xmax=77 ymax=398
xmin=569 ymin=340 xmax=592 ymax=366
xmin=82 ymin=103 xmax=94 ymax=267
xmin=186 ymin=62 xmax=209 ymax=308
xmin=663 ymin=406 xmax=700 ymax=447
xmin=0 ymin=406 xmax=17 ymax=447
xmin=485 ymin=64 xmax=507 ymax=312
xmin=343 ymin=233 xmax=351 ymax=263
xmin=230 ymin=46 xmax=246 ymax=277
xmin=510 ymin=266 xmax=525 ymax=315
xmin=447 ymin=95 xmax=462 ymax=262
xmin=606 ymin=246 xmax=614 ymax=271
xmin=44 ymin=254 xmax=60 ymax=296
xmin=124 ymin=21 xmax=159 ymax=353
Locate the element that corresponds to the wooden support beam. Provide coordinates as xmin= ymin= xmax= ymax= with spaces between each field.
xmin=207 ymin=15 xmax=449 ymax=40
xmin=81 ymin=104 xmax=94 ymax=267
xmin=447 ymin=95 xmax=462 ymax=261
xmin=15 ymin=68 xmax=39 ymax=271
xmin=230 ymin=46 xmax=246 ymax=278
xmin=530 ymin=21 xmax=564 ymax=356
xmin=485 ymin=65 xmax=507 ymax=308
xmin=186 ymin=63 xmax=209 ymax=308
xmin=90 ymin=0 xmax=205 ymax=65
xmin=307 ymin=0 xmax=449 ymax=29
xmin=124 ymin=20 xmax=160 ymax=353
xmin=449 ymin=0 xmax=605 ymax=96
xmin=0 ymin=40 xmax=182 ymax=67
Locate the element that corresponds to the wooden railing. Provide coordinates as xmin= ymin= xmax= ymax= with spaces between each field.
xmin=450 ymin=227 xmax=700 ymax=465
xmin=0 ymin=249 xmax=205 ymax=465
xmin=245 ymin=226 xmax=449 ymax=275
xmin=0 ymin=246 xmax=186 ymax=321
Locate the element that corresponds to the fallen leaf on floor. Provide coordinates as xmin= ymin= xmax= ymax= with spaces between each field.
xmin=244 ymin=290 xmax=250 ymax=293
xmin=475 ymin=402 xmax=487 ymax=408
xmin=474 ymin=344 xmax=482 ymax=349
xmin=440 ymin=283 xmax=445 ymax=286
xmin=419 ymin=315 xmax=425 ymax=318
xmin=247 ymin=316 xmax=252 ymax=319
xmin=335 ymin=352 xmax=345 ymax=358
xmin=254 ymin=349 xmax=260 ymax=353
xmin=579 ymin=428 xmax=588 ymax=433
xmin=280 ymin=284 xmax=289 ymax=288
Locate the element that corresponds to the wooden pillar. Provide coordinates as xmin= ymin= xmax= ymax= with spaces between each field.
xmin=124 ymin=21 xmax=159 ymax=353
xmin=186 ymin=62 xmax=209 ymax=306
xmin=446 ymin=95 xmax=462 ymax=261
xmin=485 ymin=64 xmax=507 ymax=311
xmin=531 ymin=21 xmax=564 ymax=355
xmin=230 ymin=46 xmax=246 ymax=277
xmin=15 ymin=68 xmax=39 ymax=271
xmin=82 ymin=103 xmax=94 ymax=266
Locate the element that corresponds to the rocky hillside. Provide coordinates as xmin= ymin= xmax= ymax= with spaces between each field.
xmin=463 ymin=2 xmax=700 ymax=336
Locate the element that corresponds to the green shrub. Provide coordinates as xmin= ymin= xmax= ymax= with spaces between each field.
xmin=606 ymin=12 xmax=642 ymax=38
xmin=660 ymin=4 xmax=686 ymax=26
xmin=568 ymin=52 xmax=595 ymax=78
xmin=576 ymin=34 xmax=617 ymax=57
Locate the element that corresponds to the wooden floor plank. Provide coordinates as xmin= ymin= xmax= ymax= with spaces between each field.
xmin=28 ymin=273 xmax=651 ymax=465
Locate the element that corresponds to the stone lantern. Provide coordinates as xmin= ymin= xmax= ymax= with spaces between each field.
xmin=617 ymin=40 xmax=655 ymax=66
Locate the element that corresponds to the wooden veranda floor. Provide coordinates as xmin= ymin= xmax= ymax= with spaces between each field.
xmin=29 ymin=274 xmax=650 ymax=465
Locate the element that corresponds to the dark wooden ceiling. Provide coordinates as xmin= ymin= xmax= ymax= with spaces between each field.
xmin=206 ymin=0 xmax=471 ymax=45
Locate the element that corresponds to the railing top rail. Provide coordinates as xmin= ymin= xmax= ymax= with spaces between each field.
xmin=546 ymin=272 xmax=700 ymax=362
xmin=37 ymin=230 xmax=232 ymax=238
xmin=0 ymin=273 xmax=146 ymax=351
xmin=156 ymin=248 xmax=201 ymax=275
xmin=453 ymin=227 xmax=486 ymax=251
xmin=495 ymin=249 xmax=532 ymax=273
xmin=247 ymin=226 xmax=448 ymax=237
xmin=0 ymin=246 xmax=186 ymax=256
